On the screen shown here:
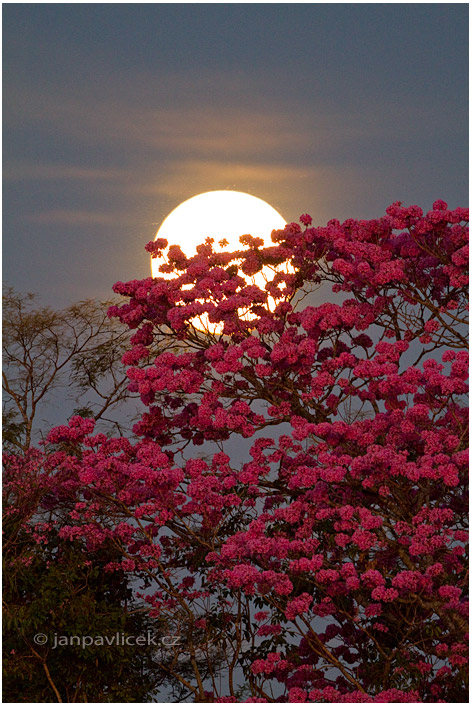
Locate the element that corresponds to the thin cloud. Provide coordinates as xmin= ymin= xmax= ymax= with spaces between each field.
xmin=23 ymin=209 xmax=118 ymax=226
xmin=135 ymin=159 xmax=379 ymax=229
xmin=4 ymin=163 xmax=124 ymax=183
xmin=139 ymin=160 xmax=312 ymax=199
xmin=5 ymin=89 xmax=312 ymax=159
xmin=5 ymin=77 xmax=390 ymax=164
xmin=5 ymin=78 xmax=456 ymax=164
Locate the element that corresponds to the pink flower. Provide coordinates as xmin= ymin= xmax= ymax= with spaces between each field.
xmin=288 ymin=687 xmax=307 ymax=702
xmin=371 ymin=587 xmax=399 ymax=602
xmin=285 ymin=593 xmax=312 ymax=620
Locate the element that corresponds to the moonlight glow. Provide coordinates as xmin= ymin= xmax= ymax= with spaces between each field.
xmin=152 ymin=190 xmax=288 ymax=333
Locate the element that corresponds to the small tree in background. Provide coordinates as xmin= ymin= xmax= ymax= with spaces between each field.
xmin=2 ymin=290 xmax=162 ymax=451
xmin=4 ymin=201 xmax=468 ymax=702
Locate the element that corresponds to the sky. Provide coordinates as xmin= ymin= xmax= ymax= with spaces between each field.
xmin=3 ymin=3 xmax=469 ymax=308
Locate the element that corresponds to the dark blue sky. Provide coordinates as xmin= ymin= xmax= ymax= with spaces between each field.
xmin=3 ymin=4 xmax=468 ymax=306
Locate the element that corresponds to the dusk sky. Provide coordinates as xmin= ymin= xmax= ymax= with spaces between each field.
xmin=3 ymin=4 xmax=468 ymax=308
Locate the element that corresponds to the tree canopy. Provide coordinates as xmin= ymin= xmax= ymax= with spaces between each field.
xmin=3 ymin=200 xmax=468 ymax=702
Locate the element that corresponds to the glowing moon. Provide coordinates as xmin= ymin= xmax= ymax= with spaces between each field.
xmin=151 ymin=190 xmax=288 ymax=333
xmin=152 ymin=190 xmax=286 ymax=275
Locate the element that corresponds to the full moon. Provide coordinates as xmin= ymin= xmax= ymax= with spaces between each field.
xmin=152 ymin=190 xmax=286 ymax=277
xmin=151 ymin=190 xmax=288 ymax=332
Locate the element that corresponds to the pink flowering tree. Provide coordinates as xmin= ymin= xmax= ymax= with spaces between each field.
xmin=8 ymin=200 xmax=468 ymax=702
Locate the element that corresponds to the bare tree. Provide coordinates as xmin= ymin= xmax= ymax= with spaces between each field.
xmin=2 ymin=288 xmax=148 ymax=451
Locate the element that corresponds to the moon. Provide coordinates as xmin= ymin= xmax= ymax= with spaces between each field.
xmin=152 ymin=190 xmax=285 ymax=271
xmin=151 ymin=190 xmax=288 ymax=332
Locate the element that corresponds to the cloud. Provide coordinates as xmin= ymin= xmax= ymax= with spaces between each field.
xmin=23 ymin=209 xmax=118 ymax=226
xmin=133 ymin=158 xmax=379 ymax=228
xmin=5 ymin=72 xmax=389 ymax=163
xmin=4 ymin=163 xmax=124 ymax=183
xmin=5 ymin=73 xmax=457 ymax=164
xmin=136 ymin=109 xmax=311 ymax=157
xmin=4 ymin=88 xmax=311 ymax=161
xmin=138 ymin=160 xmax=311 ymax=199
